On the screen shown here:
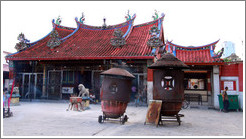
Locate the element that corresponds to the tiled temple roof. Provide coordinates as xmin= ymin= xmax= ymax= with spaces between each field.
xmin=165 ymin=40 xmax=224 ymax=65
xmin=6 ymin=14 xmax=165 ymax=61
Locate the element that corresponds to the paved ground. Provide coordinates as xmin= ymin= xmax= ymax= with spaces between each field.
xmin=2 ymin=101 xmax=244 ymax=137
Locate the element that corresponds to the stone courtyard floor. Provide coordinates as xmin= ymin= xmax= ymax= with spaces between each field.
xmin=2 ymin=101 xmax=244 ymax=137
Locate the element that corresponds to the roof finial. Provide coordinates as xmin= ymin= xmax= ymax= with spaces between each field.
xmin=213 ymin=48 xmax=224 ymax=58
xmin=80 ymin=12 xmax=85 ymax=24
xmin=56 ymin=16 xmax=62 ymax=25
xmin=125 ymin=10 xmax=131 ymax=21
xmin=161 ymin=13 xmax=165 ymax=17
xmin=152 ymin=10 xmax=159 ymax=20
xmin=102 ymin=17 xmax=107 ymax=29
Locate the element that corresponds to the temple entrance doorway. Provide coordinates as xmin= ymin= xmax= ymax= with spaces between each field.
xmin=47 ymin=70 xmax=62 ymax=99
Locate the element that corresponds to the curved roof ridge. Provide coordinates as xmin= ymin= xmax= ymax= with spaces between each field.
xmin=5 ymin=51 xmax=19 ymax=58
xmin=76 ymin=14 xmax=136 ymax=30
xmin=28 ymin=19 xmax=77 ymax=46
xmin=7 ymin=19 xmax=76 ymax=57
xmin=3 ymin=51 xmax=12 ymax=55
xmin=167 ymin=39 xmax=220 ymax=49
xmin=52 ymin=19 xmax=76 ymax=31
xmin=123 ymin=14 xmax=136 ymax=39
xmin=28 ymin=34 xmax=51 ymax=46
xmin=6 ymin=31 xmax=53 ymax=58
xmin=27 ymin=20 xmax=56 ymax=46
xmin=157 ymin=15 xmax=164 ymax=38
xmin=134 ymin=13 xmax=165 ymax=28
xmin=60 ymin=18 xmax=80 ymax=41
xmin=159 ymin=24 xmax=164 ymax=43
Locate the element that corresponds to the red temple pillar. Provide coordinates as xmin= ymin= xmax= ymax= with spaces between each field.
xmin=9 ymin=61 xmax=14 ymax=79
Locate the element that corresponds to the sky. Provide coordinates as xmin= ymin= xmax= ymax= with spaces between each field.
xmin=1 ymin=1 xmax=245 ymax=59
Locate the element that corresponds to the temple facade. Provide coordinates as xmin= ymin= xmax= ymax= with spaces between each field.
xmin=5 ymin=12 xmax=243 ymax=109
xmin=6 ymin=12 xmax=164 ymax=102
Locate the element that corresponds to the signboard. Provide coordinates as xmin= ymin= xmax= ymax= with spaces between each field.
xmin=62 ymin=87 xmax=74 ymax=94
xmin=224 ymin=81 xmax=234 ymax=91
xmin=145 ymin=100 xmax=162 ymax=126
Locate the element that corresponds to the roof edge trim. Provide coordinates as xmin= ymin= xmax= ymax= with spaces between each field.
xmin=134 ymin=13 xmax=165 ymax=28
xmin=52 ymin=19 xmax=76 ymax=31
xmin=167 ymin=39 xmax=220 ymax=49
xmin=26 ymin=19 xmax=57 ymax=46
xmin=123 ymin=14 xmax=136 ymax=39
xmin=157 ymin=14 xmax=165 ymax=38
xmin=5 ymin=20 xmax=58 ymax=58
xmin=76 ymin=15 xmax=136 ymax=31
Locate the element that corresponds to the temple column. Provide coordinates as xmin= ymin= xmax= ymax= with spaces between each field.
xmin=212 ymin=65 xmax=220 ymax=109
xmin=8 ymin=60 xmax=15 ymax=88
xmin=42 ymin=64 xmax=46 ymax=98
xmin=147 ymin=60 xmax=154 ymax=105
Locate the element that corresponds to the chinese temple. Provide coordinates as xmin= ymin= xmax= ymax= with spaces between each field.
xmin=5 ymin=12 xmax=243 ymax=110
xmin=6 ymin=12 xmax=164 ymax=102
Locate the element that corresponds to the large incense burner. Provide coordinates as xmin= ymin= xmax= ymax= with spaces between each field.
xmin=148 ymin=53 xmax=189 ymax=116
xmin=98 ymin=67 xmax=135 ymax=124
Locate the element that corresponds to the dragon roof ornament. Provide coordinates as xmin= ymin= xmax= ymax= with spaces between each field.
xmin=212 ymin=47 xmax=224 ymax=58
xmin=15 ymin=33 xmax=30 ymax=51
xmin=80 ymin=12 xmax=85 ymax=24
xmin=125 ymin=10 xmax=131 ymax=21
xmin=152 ymin=10 xmax=159 ymax=20
xmin=56 ymin=16 xmax=62 ymax=25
